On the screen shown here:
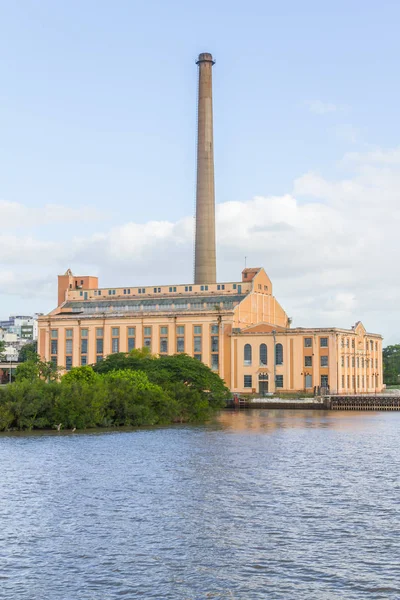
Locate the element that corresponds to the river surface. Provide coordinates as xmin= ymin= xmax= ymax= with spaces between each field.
xmin=1 ymin=409 xmax=400 ymax=599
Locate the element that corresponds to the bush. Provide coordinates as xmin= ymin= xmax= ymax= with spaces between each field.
xmin=0 ymin=352 xmax=229 ymax=431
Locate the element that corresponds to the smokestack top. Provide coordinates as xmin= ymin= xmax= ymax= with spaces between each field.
xmin=196 ymin=52 xmax=215 ymax=65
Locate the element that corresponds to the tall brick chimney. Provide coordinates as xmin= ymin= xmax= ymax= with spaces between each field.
xmin=194 ymin=52 xmax=216 ymax=284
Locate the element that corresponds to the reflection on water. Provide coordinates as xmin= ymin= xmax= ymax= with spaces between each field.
xmin=217 ymin=408 xmax=387 ymax=432
xmin=1 ymin=410 xmax=400 ymax=599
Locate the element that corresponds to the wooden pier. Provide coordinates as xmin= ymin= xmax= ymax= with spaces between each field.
xmin=328 ymin=395 xmax=400 ymax=411
xmin=227 ymin=394 xmax=400 ymax=411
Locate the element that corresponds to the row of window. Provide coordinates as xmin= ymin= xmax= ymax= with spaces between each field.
xmin=84 ymin=284 xmax=237 ymax=297
xmin=341 ymin=356 xmax=379 ymax=369
xmin=304 ymin=355 xmax=329 ymax=367
xmin=51 ymin=325 xmax=218 ymax=339
xmin=304 ymin=337 xmax=328 ymax=348
xmin=54 ymin=325 xmax=219 ymax=371
xmin=243 ymin=343 xmax=283 ymax=366
xmin=244 ymin=375 xmax=284 ymax=388
xmin=340 ymin=338 xmax=378 ymax=351
xmin=341 ymin=374 xmax=380 ymax=389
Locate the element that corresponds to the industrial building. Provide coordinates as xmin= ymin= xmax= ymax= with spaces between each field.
xmin=38 ymin=53 xmax=383 ymax=394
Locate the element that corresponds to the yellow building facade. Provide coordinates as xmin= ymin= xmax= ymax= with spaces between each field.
xmin=38 ymin=267 xmax=383 ymax=394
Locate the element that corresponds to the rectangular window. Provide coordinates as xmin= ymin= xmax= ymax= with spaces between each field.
xmin=194 ymin=354 xmax=202 ymax=361
xmin=128 ymin=327 xmax=135 ymax=337
xmin=160 ymin=326 xmax=168 ymax=335
xmin=320 ymin=337 xmax=328 ymax=347
xmin=321 ymin=375 xmax=329 ymax=387
xmin=66 ymin=356 xmax=73 ymax=371
xmin=275 ymin=375 xmax=283 ymax=388
xmin=66 ymin=329 xmax=73 ymax=338
xmin=320 ymin=356 xmax=328 ymax=367
xmin=357 ymin=375 xmax=360 ymax=388
xmin=96 ymin=338 xmax=103 ymax=354
xmin=81 ymin=339 xmax=88 ymax=354
xmin=304 ymin=337 xmax=312 ymax=347
xmin=200 ymin=286 xmax=204 ymax=291
xmin=304 ymin=356 xmax=312 ymax=367
xmin=244 ymin=375 xmax=252 ymax=388
xmin=352 ymin=375 xmax=355 ymax=388
xmin=112 ymin=338 xmax=119 ymax=353
xmin=51 ymin=356 xmax=57 ymax=366
xmin=341 ymin=356 xmax=344 ymax=367
xmin=375 ymin=358 xmax=378 ymax=368
xmin=66 ymin=339 xmax=73 ymax=354
xmin=233 ymin=284 xmax=237 ymax=289
xmin=194 ymin=337 xmax=202 ymax=352
xmin=211 ymin=325 xmax=219 ymax=334
xmin=352 ymin=357 xmax=355 ymax=367
xmin=370 ymin=340 xmax=373 ymax=350
xmin=81 ymin=328 xmax=88 ymax=337
xmin=211 ymin=354 xmax=219 ymax=371
xmin=194 ymin=326 xmax=202 ymax=334
xmin=144 ymin=338 xmax=151 ymax=349
xmin=128 ymin=337 xmax=135 ymax=351
xmin=112 ymin=328 xmax=119 ymax=337
xmin=176 ymin=326 xmax=184 ymax=335
xmin=96 ymin=355 xmax=103 ymax=363
xmin=81 ymin=355 xmax=87 ymax=366
xmin=352 ymin=339 xmax=355 ymax=348
xmin=51 ymin=340 xmax=58 ymax=355
xmin=211 ymin=336 xmax=219 ymax=352
xmin=357 ymin=357 xmax=359 ymax=368
xmin=342 ymin=375 xmax=345 ymax=388
xmin=96 ymin=328 xmax=103 ymax=337
xmin=51 ymin=329 xmax=58 ymax=338
xmin=347 ymin=375 xmax=350 ymax=388
xmin=362 ymin=375 xmax=364 ymax=387
xmin=177 ymin=337 xmax=184 ymax=353
xmin=144 ymin=327 xmax=152 ymax=336
xmin=160 ymin=338 xmax=168 ymax=353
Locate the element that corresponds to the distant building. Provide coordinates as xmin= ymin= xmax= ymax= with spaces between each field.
xmin=0 ymin=315 xmax=40 ymax=362
xmin=0 ymin=315 xmax=39 ymax=341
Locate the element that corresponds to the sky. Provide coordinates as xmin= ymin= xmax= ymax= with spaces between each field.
xmin=1 ymin=0 xmax=400 ymax=343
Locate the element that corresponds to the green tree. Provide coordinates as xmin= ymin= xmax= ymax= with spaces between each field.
xmin=383 ymin=344 xmax=400 ymax=385
xmin=18 ymin=342 xmax=38 ymax=363
xmin=15 ymin=357 xmax=60 ymax=383
xmin=0 ymin=340 xmax=5 ymax=360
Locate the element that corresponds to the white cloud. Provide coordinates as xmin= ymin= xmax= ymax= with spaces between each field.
xmin=1 ymin=146 xmax=399 ymax=343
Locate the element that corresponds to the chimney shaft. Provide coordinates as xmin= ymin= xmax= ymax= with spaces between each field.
xmin=194 ymin=52 xmax=216 ymax=284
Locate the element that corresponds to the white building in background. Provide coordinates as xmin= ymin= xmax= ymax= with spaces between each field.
xmin=0 ymin=314 xmax=40 ymax=341
xmin=0 ymin=314 xmax=41 ymax=362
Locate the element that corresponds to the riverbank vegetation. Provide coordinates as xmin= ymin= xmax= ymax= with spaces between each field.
xmin=383 ymin=345 xmax=400 ymax=386
xmin=0 ymin=350 xmax=230 ymax=431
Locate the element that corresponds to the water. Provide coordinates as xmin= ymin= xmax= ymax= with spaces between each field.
xmin=1 ymin=410 xmax=400 ymax=599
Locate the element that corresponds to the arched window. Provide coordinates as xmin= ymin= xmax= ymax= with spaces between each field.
xmin=275 ymin=343 xmax=283 ymax=365
xmin=259 ymin=343 xmax=267 ymax=366
xmin=244 ymin=343 xmax=252 ymax=366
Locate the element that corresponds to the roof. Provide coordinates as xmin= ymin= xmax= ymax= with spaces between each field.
xmin=59 ymin=294 xmax=247 ymax=316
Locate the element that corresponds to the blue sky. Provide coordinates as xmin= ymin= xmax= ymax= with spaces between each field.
xmin=1 ymin=0 xmax=400 ymax=342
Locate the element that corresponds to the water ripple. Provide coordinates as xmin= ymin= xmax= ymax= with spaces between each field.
xmin=0 ymin=410 xmax=400 ymax=599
